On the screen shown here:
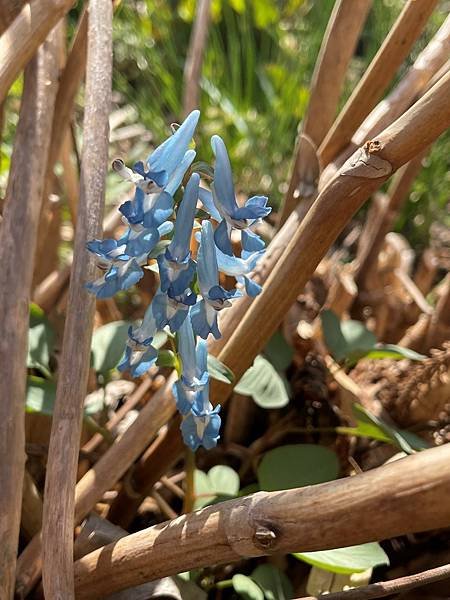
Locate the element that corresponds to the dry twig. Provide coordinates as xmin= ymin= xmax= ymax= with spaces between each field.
xmin=74 ymin=445 xmax=450 ymax=598
xmin=0 ymin=29 xmax=61 ymax=598
xmin=278 ymin=0 xmax=371 ymax=225
xmin=182 ymin=0 xmax=211 ymax=116
xmin=319 ymin=0 xmax=438 ymax=165
xmin=41 ymin=1 xmax=112 ymax=597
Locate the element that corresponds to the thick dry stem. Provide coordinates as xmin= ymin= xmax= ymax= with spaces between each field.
xmin=0 ymin=31 xmax=60 ymax=599
xmin=74 ymin=445 xmax=450 ymax=598
xmin=319 ymin=0 xmax=438 ymax=165
xmin=0 ymin=0 xmax=75 ymax=104
xmin=354 ymin=152 xmax=426 ymax=290
xmin=298 ymin=563 xmax=450 ymax=599
xmin=279 ymin=0 xmax=371 ymax=225
xmin=216 ymin=71 xmax=450 ymax=398
xmin=320 ymin=13 xmax=450 ymax=185
xmin=41 ymin=1 xmax=112 ymax=598
xmin=182 ymin=0 xmax=210 ymax=116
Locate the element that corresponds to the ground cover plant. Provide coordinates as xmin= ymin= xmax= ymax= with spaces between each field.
xmin=0 ymin=1 xmax=449 ymax=599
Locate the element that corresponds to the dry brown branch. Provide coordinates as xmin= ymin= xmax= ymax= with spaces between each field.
xmin=0 ymin=0 xmax=75 ymax=104
xmin=320 ymin=13 xmax=450 ymax=185
xmin=213 ymin=71 xmax=450 ymax=406
xmin=354 ymin=152 xmax=426 ymax=290
xmin=32 ymin=203 xmax=124 ymax=312
xmin=21 ymin=470 xmax=43 ymax=542
xmin=107 ymin=417 xmax=182 ymax=527
xmin=297 ymin=562 xmax=450 ymax=599
xmin=182 ymin=0 xmax=211 ymax=116
xmin=73 ymin=445 xmax=450 ymax=598
xmin=41 ymin=1 xmax=112 ymax=597
xmin=278 ymin=0 xmax=371 ymax=226
xmin=319 ymin=0 xmax=438 ymax=165
xmin=0 ymin=30 xmax=60 ymax=598
xmin=81 ymin=376 xmax=153 ymax=456
xmin=34 ymin=7 xmax=88 ymax=281
xmin=414 ymin=248 xmax=439 ymax=295
xmin=0 ymin=0 xmax=26 ymax=34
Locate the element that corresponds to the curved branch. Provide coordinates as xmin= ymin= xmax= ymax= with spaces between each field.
xmin=297 ymin=562 xmax=450 ymax=600
xmin=41 ymin=0 xmax=112 ymax=597
xmin=74 ymin=445 xmax=450 ymax=598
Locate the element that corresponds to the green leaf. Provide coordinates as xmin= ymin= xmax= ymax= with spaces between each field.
xmin=352 ymin=404 xmax=429 ymax=454
xmin=27 ymin=305 xmax=55 ymax=372
xmin=194 ymin=465 xmax=240 ymax=509
xmin=235 ymin=355 xmax=289 ymax=409
xmin=207 ymin=355 xmax=234 ymax=384
xmin=257 ymin=444 xmax=339 ymax=492
xmin=232 ymin=574 xmax=264 ymax=600
xmin=365 ymin=344 xmax=425 ymax=361
xmin=294 ymin=542 xmax=389 ymax=575
xmin=26 ymin=376 xmax=56 ymax=415
xmin=320 ymin=310 xmax=376 ymax=363
xmin=26 ymin=376 xmax=103 ymax=416
xmin=156 ymin=349 xmax=177 ymax=368
xmin=91 ymin=321 xmax=131 ymax=374
xmin=320 ymin=310 xmax=348 ymax=362
xmin=264 ymin=331 xmax=293 ymax=371
xmin=251 ymin=564 xmax=293 ymax=600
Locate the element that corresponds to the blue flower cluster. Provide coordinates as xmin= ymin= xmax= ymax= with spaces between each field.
xmin=86 ymin=111 xmax=271 ymax=450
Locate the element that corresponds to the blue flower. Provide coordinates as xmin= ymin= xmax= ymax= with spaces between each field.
xmin=86 ymin=259 xmax=144 ymax=299
xmin=152 ymin=288 xmax=197 ymax=332
xmin=157 ymin=173 xmax=199 ymax=296
xmin=191 ymin=220 xmax=242 ymax=339
xmin=180 ymin=393 xmax=221 ymax=451
xmin=87 ymin=235 xmax=130 ymax=265
xmin=215 ymin=243 xmax=264 ymax=297
xmin=173 ymin=317 xmax=209 ymax=415
xmin=147 ymin=110 xmax=199 ymax=182
xmin=112 ymin=159 xmax=167 ymax=195
xmin=118 ymin=304 xmax=159 ymax=376
xmin=210 ymin=135 xmax=271 ymax=255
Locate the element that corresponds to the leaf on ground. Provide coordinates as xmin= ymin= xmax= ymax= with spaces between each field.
xmin=194 ymin=465 xmax=240 ymax=509
xmin=257 ymin=444 xmax=339 ymax=491
xmin=294 ymin=542 xmax=389 ymax=574
xmin=235 ymin=355 xmax=289 ymax=409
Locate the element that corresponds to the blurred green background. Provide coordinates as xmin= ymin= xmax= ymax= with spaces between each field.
xmin=2 ymin=0 xmax=449 ymax=252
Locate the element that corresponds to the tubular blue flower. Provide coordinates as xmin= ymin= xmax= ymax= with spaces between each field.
xmin=173 ymin=317 xmax=209 ymax=415
xmin=152 ymin=288 xmax=197 ymax=332
xmin=86 ymin=235 xmax=130 ymax=266
xmin=112 ymin=159 xmax=167 ymax=194
xmin=214 ymin=243 xmax=264 ymax=297
xmin=157 ymin=173 xmax=200 ymax=296
xmin=191 ymin=220 xmax=241 ymax=339
xmin=147 ymin=110 xmax=200 ymax=181
xmin=180 ymin=391 xmax=221 ymax=451
xmin=119 ymin=188 xmax=174 ymax=231
xmin=118 ymin=304 xmax=159 ymax=376
xmin=210 ymin=135 xmax=271 ymax=255
xmin=85 ymin=259 xmax=144 ymax=299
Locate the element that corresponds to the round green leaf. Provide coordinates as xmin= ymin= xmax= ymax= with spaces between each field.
xmin=194 ymin=465 xmax=240 ymax=509
xmin=26 ymin=376 xmax=56 ymax=415
xmin=257 ymin=444 xmax=339 ymax=491
xmin=27 ymin=306 xmax=55 ymax=372
xmin=208 ymin=465 xmax=240 ymax=496
xmin=235 ymin=355 xmax=289 ymax=409
xmin=91 ymin=321 xmax=131 ymax=374
xmin=232 ymin=574 xmax=264 ymax=600
xmin=294 ymin=542 xmax=389 ymax=574
xmin=251 ymin=564 xmax=293 ymax=600
xmin=264 ymin=331 xmax=294 ymax=371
